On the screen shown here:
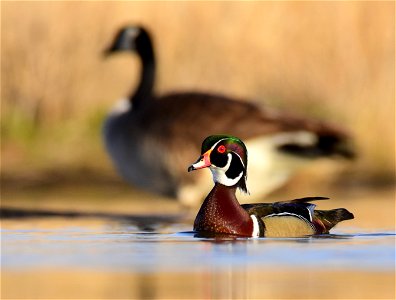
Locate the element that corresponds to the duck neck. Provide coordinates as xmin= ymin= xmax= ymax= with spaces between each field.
xmin=193 ymin=183 xmax=254 ymax=236
xmin=130 ymin=39 xmax=155 ymax=111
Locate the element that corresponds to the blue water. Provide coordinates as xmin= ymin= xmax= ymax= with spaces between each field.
xmin=2 ymin=219 xmax=395 ymax=273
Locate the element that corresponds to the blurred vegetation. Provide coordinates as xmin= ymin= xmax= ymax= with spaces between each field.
xmin=1 ymin=2 xmax=395 ymax=191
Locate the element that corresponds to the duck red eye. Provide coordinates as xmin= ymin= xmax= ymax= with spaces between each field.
xmin=217 ymin=145 xmax=226 ymax=154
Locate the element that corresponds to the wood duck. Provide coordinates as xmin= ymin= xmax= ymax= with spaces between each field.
xmin=188 ymin=135 xmax=354 ymax=237
xmin=103 ymin=25 xmax=355 ymax=207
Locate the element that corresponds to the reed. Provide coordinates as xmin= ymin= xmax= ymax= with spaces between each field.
xmin=1 ymin=1 xmax=394 ymax=186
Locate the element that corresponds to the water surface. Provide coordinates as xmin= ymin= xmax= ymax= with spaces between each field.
xmin=1 ymin=188 xmax=395 ymax=299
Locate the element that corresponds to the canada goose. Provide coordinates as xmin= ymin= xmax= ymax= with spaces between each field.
xmin=103 ymin=25 xmax=354 ymax=207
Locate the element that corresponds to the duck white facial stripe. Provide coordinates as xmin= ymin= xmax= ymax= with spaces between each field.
xmin=210 ymin=153 xmax=243 ymax=186
xmin=210 ymin=138 xmax=227 ymax=151
xmin=210 ymin=138 xmax=246 ymax=169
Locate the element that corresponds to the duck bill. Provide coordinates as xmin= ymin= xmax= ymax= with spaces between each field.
xmin=188 ymin=150 xmax=212 ymax=172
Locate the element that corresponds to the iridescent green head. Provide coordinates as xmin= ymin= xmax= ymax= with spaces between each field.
xmin=188 ymin=135 xmax=248 ymax=193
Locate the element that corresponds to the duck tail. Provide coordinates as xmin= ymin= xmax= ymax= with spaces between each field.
xmin=314 ymin=208 xmax=354 ymax=232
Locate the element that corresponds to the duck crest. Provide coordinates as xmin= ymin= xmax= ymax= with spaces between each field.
xmin=193 ymin=183 xmax=254 ymax=236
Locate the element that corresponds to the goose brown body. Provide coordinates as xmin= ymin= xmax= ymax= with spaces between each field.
xmin=104 ymin=25 xmax=355 ymax=207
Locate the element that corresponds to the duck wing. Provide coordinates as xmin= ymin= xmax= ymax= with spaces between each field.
xmin=242 ymin=197 xmax=354 ymax=236
xmin=241 ymin=197 xmax=326 ymax=237
xmin=241 ymin=196 xmax=328 ymax=220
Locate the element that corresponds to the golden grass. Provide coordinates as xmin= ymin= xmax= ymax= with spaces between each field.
xmin=1 ymin=2 xmax=395 ymax=185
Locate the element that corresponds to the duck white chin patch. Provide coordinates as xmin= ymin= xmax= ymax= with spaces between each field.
xmin=210 ymin=153 xmax=243 ymax=186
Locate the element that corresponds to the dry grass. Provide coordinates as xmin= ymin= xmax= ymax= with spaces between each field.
xmin=1 ymin=2 xmax=395 ymax=186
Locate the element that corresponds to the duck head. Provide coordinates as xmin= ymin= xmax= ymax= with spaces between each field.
xmin=188 ymin=135 xmax=248 ymax=193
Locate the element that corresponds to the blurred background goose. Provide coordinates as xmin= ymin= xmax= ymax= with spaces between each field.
xmin=103 ymin=25 xmax=355 ymax=207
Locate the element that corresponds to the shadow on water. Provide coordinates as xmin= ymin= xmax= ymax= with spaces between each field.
xmin=0 ymin=206 xmax=185 ymax=232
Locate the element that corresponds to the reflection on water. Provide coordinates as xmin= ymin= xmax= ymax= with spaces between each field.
xmin=1 ymin=216 xmax=395 ymax=299
xmin=1 ymin=187 xmax=395 ymax=299
xmin=3 ymin=228 xmax=395 ymax=272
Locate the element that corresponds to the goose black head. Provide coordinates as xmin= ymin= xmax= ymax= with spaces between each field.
xmin=104 ymin=25 xmax=152 ymax=57
xmin=188 ymin=135 xmax=248 ymax=193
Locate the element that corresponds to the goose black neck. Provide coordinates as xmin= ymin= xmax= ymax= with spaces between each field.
xmin=130 ymin=33 xmax=155 ymax=110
